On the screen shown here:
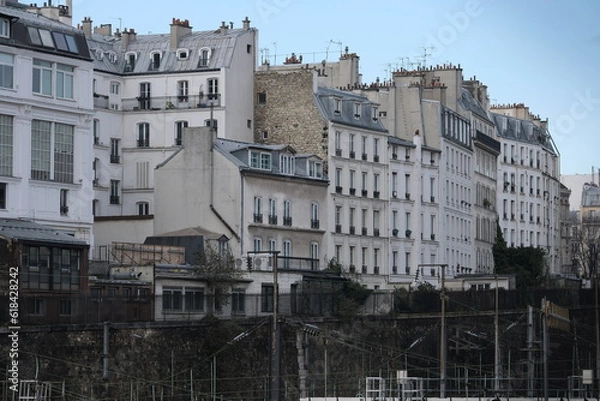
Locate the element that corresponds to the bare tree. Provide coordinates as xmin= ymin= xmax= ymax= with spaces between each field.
xmin=571 ymin=214 xmax=600 ymax=279
xmin=193 ymin=243 xmax=244 ymax=315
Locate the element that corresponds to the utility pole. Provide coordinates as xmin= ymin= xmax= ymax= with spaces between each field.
xmin=494 ymin=275 xmax=500 ymax=394
xmin=270 ymin=250 xmax=281 ymax=401
xmin=439 ymin=264 xmax=447 ymax=399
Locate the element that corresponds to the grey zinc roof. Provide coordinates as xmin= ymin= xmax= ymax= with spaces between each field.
xmin=460 ymin=88 xmax=492 ymax=123
xmin=87 ymin=28 xmax=253 ymax=75
xmin=315 ymin=87 xmax=388 ymax=133
xmin=581 ymin=184 xmax=600 ymax=207
xmin=0 ymin=219 xmax=87 ymax=246
xmin=491 ymin=112 xmax=558 ymax=155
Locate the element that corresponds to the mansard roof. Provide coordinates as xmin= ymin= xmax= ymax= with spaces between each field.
xmin=491 ymin=112 xmax=558 ymax=155
xmin=314 ymin=87 xmax=388 ymax=133
xmin=581 ymin=184 xmax=600 ymax=207
xmin=87 ymin=26 xmax=254 ymax=75
xmin=459 ymin=88 xmax=492 ymax=123
xmin=0 ymin=3 xmax=90 ymax=60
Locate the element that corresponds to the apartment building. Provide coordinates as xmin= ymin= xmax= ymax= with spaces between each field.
xmin=491 ymin=103 xmax=561 ymax=274
xmin=84 ymin=15 xmax=258 ymax=248
xmin=0 ymin=2 xmax=94 ymax=242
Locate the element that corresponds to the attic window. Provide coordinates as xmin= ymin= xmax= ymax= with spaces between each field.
xmin=38 ymin=29 xmax=55 ymax=48
xmin=334 ymin=98 xmax=341 ymax=114
xmin=198 ymin=48 xmax=211 ymax=67
xmin=125 ymin=52 xmax=136 ymax=71
xmin=372 ymin=107 xmax=379 ymax=122
xmin=354 ymin=102 xmax=361 ymax=118
xmin=52 ymin=32 xmax=78 ymax=53
xmin=149 ymin=51 xmax=161 ymax=71
xmin=95 ymin=49 xmax=104 ymax=60
xmin=0 ymin=18 xmax=10 ymax=38
xmin=177 ymin=49 xmax=189 ymax=60
xmin=107 ymin=52 xmax=117 ymax=63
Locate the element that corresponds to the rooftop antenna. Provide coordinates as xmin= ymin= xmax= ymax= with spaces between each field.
xmin=325 ymin=40 xmax=342 ymax=61
xmin=272 ymin=42 xmax=277 ymax=65
xmin=259 ymin=47 xmax=270 ymax=65
xmin=110 ymin=17 xmax=122 ymax=32
xmin=421 ymin=46 xmax=434 ymax=68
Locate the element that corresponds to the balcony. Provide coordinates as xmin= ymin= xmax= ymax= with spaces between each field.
xmin=60 ymin=206 xmax=69 ymax=215
xmin=335 ymin=186 xmax=343 ymax=194
xmin=405 ymin=193 xmax=411 ymax=200
xmin=268 ymin=215 xmax=278 ymax=225
xmin=373 ymin=228 xmax=380 ymax=237
xmin=335 ymin=149 xmax=342 ymax=156
xmin=361 ymin=153 xmax=367 ymax=161
xmin=361 ymin=265 xmax=367 ymax=274
xmin=253 ymin=213 xmax=263 ymax=223
xmin=361 ymin=189 xmax=368 ymax=197
xmin=373 ymin=155 xmax=380 ymax=163
xmin=349 ymin=187 xmax=356 ymax=195
xmin=121 ymin=94 xmax=221 ymax=111
xmin=137 ymin=139 xmax=150 ymax=148
xmin=374 ymin=266 xmax=379 ymax=275
xmin=110 ymin=154 xmax=120 ymax=164
xmin=92 ymin=179 xmax=99 ymax=187
xmin=361 ymin=227 xmax=367 ymax=236
xmin=283 ymin=216 xmax=292 ymax=226
xmin=349 ymin=226 xmax=355 ymax=235
xmin=311 ymin=219 xmax=320 ymax=229
xmin=373 ymin=191 xmax=380 ymax=199
xmin=335 ymin=224 xmax=342 ymax=233
xmin=349 ymin=151 xmax=356 ymax=159
xmin=392 ymin=228 xmax=399 ymax=237
xmin=392 ymin=153 xmax=398 ymax=160
xmin=109 ymin=195 xmax=120 ymax=205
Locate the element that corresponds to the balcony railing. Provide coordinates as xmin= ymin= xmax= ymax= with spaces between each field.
xmin=268 ymin=215 xmax=278 ymax=225
xmin=311 ymin=219 xmax=320 ymax=229
xmin=121 ymin=94 xmax=221 ymax=111
xmin=283 ymin=216 xmax=292 ymax=226
xmin=253 ymin=213 xmax=263 ymax=223
xmin=110 ymin=154 xmax=120 ymax=164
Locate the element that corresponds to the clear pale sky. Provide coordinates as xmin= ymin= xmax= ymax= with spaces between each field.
xmin=71 ymin=0 xmax=600 ymax=176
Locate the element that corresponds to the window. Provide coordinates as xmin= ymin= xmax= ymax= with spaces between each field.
xmin=373 ymin=138 xmax=379 ymax=161
xmin=372 ymin=106 xmax=379 ymax=121
xmin=282 ymin=240 xmax=291 ymax=268
xmin=349 ymin=134 xmax=355 ymax=156
xmin=311 ymin=202 xmax=319 ymax=228
xmin=137 ymin=123 xmax=150 ymax=147
xmin=28 ymin=298 xmax=45 ymax=316
xmin=110 ymin=180 xmax=120 ymax=204
xmin=0 ymin=18 xmax=10 ymax=38
xmin=93 ymin=119 xmax=100 ymax=144
xmin=125 ymin=52 xmax=136 ymax=71
xmin=280 ymin=154 xmax=295 ymax=175
xmin=59 ymin=299 xmax=74 ymax=316
xmin=0 ymin=183 xmax=6 ymax=209
xmin=335 ymin=205 xmax=342 ymax=232
xmin=253 ymin=237 xmax=262 ymax=252
xmin=175 ymin=121 xmax=188 ymax=146
xmin=110 ymin=138 xmax=120 ymax=163
xmin=334 ymin=131 xmax=341 ymax=154
xmin=334 ymin=98 xmax=341 ymax=113
xmin=136 ymin=160 xmax=149 ymax=188
xmin=308 ymin=160 xmax=323 ymax=178
xmin=207 ymin=78 xmax=218 ymax=99
xmin=32 ymin=59 xmax=53 ymax=96
xmin=199 ymin=48 xmax=210 ymax=67
xmin=31 ymin=120 xmax=73 ymax=183
xmin=38 ymin=29 xmax=54 ymax=48
xmin=249 ymin=150 xmax=272 ymax=170
xmin=177 ymin=80 xmax=189 ymax=102
xmin=283 ymin=200 xmax=292 ymax=226
xmin=55 ymin=64 xmax=74 ymax=98
xmin=268 ymin=198 xmax=277 ymax=224
xmin=60 ymin=189 xmax=68 ymax=215
xmin=150 ymin=51 xmax=161 ymax=71
xmin=177 ymin=49 xmax=189 ymax=60
xmin=258 ymin=92 xmax=267 ymax=104
xmin=253 ymin=196 xmax=263 ymax=223
xmin=110 ymin=81 xmax=120 ymax=95
xmin=205 ymin=118 xmax=218 ymax=133
xmin=0 ymin=52 xmax=13 ymax=89
xmin=310 ymin=242 xmax=319 ymax=264
xmin=137 ymin=201 xmax=149 ymax=215
xmin=185 ymin=288 xmax=204 ymax=311
xmin=361 ymin=247 xmax=367 ymax=272
xmin=335 ymin=168 xmax=342 ymax=191
xmin=163 ymin=288 xmax=183 ymax=311
xmin=0 ymin=114 xmax=13 ymax=176
xmin=261 ymin=284 xmax=274 ymax=312
xmin=232 ymin=288 xmax=245 ymax=314
xmin=138 ymin=82 xmax=150 ymax=109
xmin=354 ymin=102 xmax=361 ymax=118
xmin=361 ymin=136 xmax=367 ymax=159
xmin=51 ymin=32 xmax=78 ymax=53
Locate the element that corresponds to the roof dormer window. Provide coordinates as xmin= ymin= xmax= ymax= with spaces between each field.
xmin=198 ymin=48 xmax=211 ymax=67
xmin=249 ymin=150 xmax=272 ymax=170
xmin=280 ymin=154 xmax=295 ymax=175
xmin=0 ymin=18 xmax=10 ymax=38
xmin=334 ymin=98 xmax=341 ymax=114
xmin=95 ymin=49 xmax=104 ymax=60
xmin=372 ymin=106 xmax=379 ymax=122
xmin=354 ymin=102 xmax=361 ymax=119
xmin=108 ymin=51 xmax=117 ymax=63
xmin=177 ymin=48 xmax=189 ymax=60
xmin=149 ymin=51 xmax=161 ymax=71
xmin=125 ymin=52 xmax=136 ymax=72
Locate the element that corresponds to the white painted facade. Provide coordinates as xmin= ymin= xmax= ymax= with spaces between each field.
xmin=0 ymin=5 xmax=94 ymax=243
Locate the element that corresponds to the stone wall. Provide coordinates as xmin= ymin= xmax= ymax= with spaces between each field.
xmin=254 ymin=70 xmax=329 ymax=162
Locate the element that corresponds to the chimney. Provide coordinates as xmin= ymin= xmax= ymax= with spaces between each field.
xmin=220 ymin=21 xmax=228 ymax=35
xmin=81 ymin=17 xmax=93 ymax=37
xmin=170 ymin=18 xmax=192 ymax=50
xmin=121 ymin=28 xmax=136 ymax=50
xmin=242 ymin=16 xmax=251 ymax=30
xmin=94 ymin=23 xmax=112 ymax=36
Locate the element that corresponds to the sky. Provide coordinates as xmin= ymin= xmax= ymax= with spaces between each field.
xmin=70 ymin=0 xmax=600 ymax=176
